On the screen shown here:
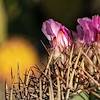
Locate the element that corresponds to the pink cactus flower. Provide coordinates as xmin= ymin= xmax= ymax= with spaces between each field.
xmin=92 ymin=15 xmax=100 ymax=41
xmin=42 ymin=19 xmax=72 ymax=51
xmin=76 ymin=15 xmax=100 ymax=44
xmin=77 ymin=17 xmax=96 ymax=44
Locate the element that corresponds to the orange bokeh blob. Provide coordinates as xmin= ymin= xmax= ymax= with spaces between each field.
xmin=0 ymin=37 xmax=39 ymax=83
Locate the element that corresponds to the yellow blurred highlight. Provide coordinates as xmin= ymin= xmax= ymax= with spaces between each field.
xmin=0 ymin=37 xmax=39 ymax=83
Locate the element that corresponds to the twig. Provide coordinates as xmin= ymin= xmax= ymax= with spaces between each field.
xmin=10 ymin=86 xmax=13 ymax=100
xmin=41 ymin=40 xmax=50 ymax=55
xmin=82 ymin=69 xmax=100 ymax=87
xmin=45 ymin=51 xmax=53 ymax=75
xmin=91 ymin=91 xmax=100 ymax=99
xmin=82 ymin=51 xmax=96 ymax=68
xmin=66 ymin=48 xmax=82 ymax=100
xmin=55 ymin=65 xmax=61 ymax=100
xmin=40 ymin=78 xmax=42 ymax=100
xmin=49 ymin=68 xmax=54 ymax=100
xmin=66 ymin=45 xmax=74 ymax=87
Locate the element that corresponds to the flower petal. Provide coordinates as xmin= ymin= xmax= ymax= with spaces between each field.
xmin=77 ymin=17 xmax=96 ymax=44
xmin=92 ymin=15 xmax=100 ymax=32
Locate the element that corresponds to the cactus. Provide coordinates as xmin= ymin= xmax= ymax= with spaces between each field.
xmin=5 ymin=17 xmax=100 ymax=100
